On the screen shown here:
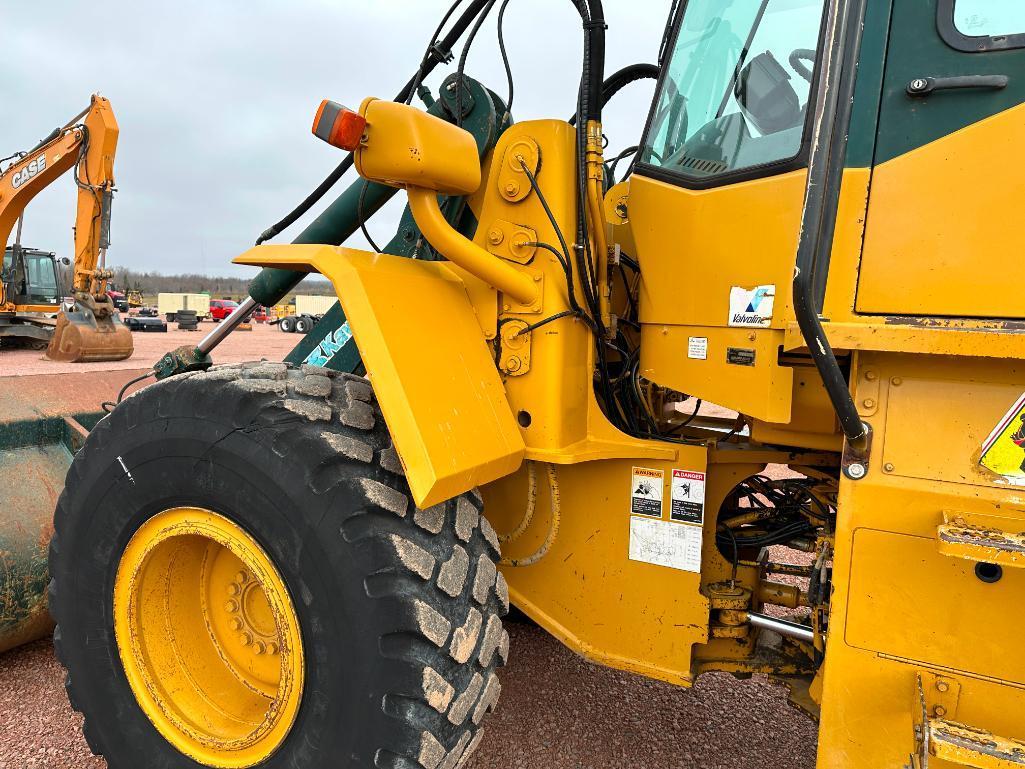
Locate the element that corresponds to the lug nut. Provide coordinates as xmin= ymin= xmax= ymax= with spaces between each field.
xmin=225 ymin=599 xmax=239 ymax=613
xmin=236 ymin=570 xmax=249 ymax=584
xmin=227 ymin=583 xmax=241 ymax=596
xmin=267 ymin=642 xmax=279 ymax=655
xmin=229 ymin=618 xmax=243 ymax=631
xmin=254 ymin=641 xmax=266 ymax=655
xmin=239 ymin=632 xmax=253 ymax=647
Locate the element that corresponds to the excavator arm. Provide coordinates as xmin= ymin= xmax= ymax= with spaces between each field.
xmin=0 ymin=95 xmax=131 ymax=362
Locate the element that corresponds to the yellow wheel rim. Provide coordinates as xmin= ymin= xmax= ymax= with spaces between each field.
xmin=113 ymin=507 xmax=304 ymax=768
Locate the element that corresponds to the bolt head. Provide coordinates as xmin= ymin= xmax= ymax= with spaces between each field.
xmin=891 ymin=377 xmax=903 ymax=386
xmin=254 ymin=641 xmax=267 ymax=655
xmin=267 ymin=642 xmax=279 ymax=656
xmin=507 ymin=357 xmax=521 ymax=372
xmin=229 ymin=618 xmax=243 ymax=631
xmin=911 ymin=78 xmax=928 ymax=91
xmin=504 ymin=182 xmax=520 ymax=196
xmin=846 ymin=463 xmax=867 ymax=480
xmin=239 ymin=632 xmax=253 ymax=647
xmin=884 ymin=463 xmax=895 ymax=473
xmin=865 ymin=371 xmax=877 ymax=381
xmin=936 ymin=680 xmax=950 ymax=693
xmin=863 ymin=398 xmax=876 ymax=409
xmin=487 ymin=229 xmax=504 ymax=245
xmin=224 ymin=599 xmax=239 ymax=613
xmin=934 ymin=705 xmax=947 ymax=717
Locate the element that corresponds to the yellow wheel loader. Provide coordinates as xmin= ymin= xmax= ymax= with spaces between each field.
xmin=36 ymin=0 xmax=1025 ymax=767
xmin=0 ymin=95 xmax=133 ymax=362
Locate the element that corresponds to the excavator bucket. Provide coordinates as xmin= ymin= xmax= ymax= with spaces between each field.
xmin=45 ymin=303 xmax=134 ymax=363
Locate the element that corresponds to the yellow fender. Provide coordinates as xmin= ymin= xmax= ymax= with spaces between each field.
xmin=235 ymin=244 xmax=525 ymax=508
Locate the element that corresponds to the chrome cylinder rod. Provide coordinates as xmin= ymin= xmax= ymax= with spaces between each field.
xmin=747 ymin=612 xmax=816 ymax=644
xmin=196 ymin=296 xmax=259 ymax=355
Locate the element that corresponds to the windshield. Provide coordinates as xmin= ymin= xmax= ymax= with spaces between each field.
xmin=639 ymin=0 xmax=827 ymax=181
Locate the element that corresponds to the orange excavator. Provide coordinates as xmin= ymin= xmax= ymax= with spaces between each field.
xmin=0 ymin=94 xmax=132 ymax=361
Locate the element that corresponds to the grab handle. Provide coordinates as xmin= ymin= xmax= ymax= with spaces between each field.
xmin=907 ymin=74 xmax=1008 ymax=97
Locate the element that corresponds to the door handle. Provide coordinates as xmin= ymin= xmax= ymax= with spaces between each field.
xmin=907 ymin=74 xmax=1008 ymax=96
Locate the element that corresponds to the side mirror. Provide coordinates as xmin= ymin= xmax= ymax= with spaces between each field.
xmin=354 ymin=98 xmax=481 ymax=196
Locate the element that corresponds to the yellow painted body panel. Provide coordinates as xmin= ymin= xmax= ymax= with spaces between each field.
xmin=234 ymin=244 xmax=524 ymax=508
xmin=817 ymin=352 xmax=1025 ymax=767
xmin=626 ymin=170 xmax=809 ymax=424
xmin=483 ymin=454 xmax=710 ymax=687
xmin=355 ymin=97 xmax=481 ymax=196
xmin=857 ymin=103 xmax=1025 ymax=318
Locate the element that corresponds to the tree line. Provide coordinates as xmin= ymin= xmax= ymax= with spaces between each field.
xmin=109 ymin=267 xmax=334 ymax=302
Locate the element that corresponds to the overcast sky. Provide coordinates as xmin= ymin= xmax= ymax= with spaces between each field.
xmin=4 ymin=1 xmax=666 ymax=278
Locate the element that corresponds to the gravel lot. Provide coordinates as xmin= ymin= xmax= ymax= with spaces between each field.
xmin=0 ymin=621 xmax=816 ymax=769
xmin=0 ymin=319 xmax=301 ymax=377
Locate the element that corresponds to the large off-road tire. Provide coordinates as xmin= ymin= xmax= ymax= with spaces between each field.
xmin=49 ymin=362 xmax=509 ymax=769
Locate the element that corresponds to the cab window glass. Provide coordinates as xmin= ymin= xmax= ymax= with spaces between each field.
xmin=639 ymin=0 xmax=827 ymax=181
xmin=955 ymin=1 xmax=1025 ymax=37
xmin=25 ymin=253 xmax=58 ymax=304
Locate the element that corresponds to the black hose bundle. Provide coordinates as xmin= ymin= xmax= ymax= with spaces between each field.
xmin=255 ymin=0 xmax=496 ymax=245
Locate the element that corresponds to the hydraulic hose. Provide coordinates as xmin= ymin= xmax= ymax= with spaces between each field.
xmin=569 ymin=63 xmax=660 ymax=126
xmin=792 ymin=0 xmax=869 ymax=451
xmin=501 ymin=463 xmax=562 ymax=568
xmin=255 ymin=0 xmax=496 ymax=246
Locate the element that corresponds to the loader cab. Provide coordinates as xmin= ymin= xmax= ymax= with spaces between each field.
xmin=630 ymin=0 xmax=1025 ymax=441
xmin=628 ymin=0 xmax=832 ymax=430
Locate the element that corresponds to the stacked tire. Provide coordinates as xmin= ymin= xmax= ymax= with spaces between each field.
xmin=176 ymin=309 xmax=198 ymax=331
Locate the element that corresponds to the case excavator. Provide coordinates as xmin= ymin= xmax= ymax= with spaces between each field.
xmin=0 ymin=95 xmax=132 ymax=362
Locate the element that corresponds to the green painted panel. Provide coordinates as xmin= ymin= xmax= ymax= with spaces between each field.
xmin=874 ymin=0 xmax=1025 ymax=165
xmin=846 ymin=0 xmax=893 ymax=168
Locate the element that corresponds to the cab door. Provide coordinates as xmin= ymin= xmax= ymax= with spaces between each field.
xmin=627 ymin=0 xmax=830 ymax=423
xmin=856 ymin=0 xmax=1025 ymax=319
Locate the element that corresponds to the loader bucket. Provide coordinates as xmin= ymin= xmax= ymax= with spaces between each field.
xmin=46 ymin=303 xmax=134 ymax=363
xmin=0 ymin=369 xmax=144 ymax=654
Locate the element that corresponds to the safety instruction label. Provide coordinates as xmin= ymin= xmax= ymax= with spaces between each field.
xmin=688 ymin=337 xmax=708 ymax=360
xmin=629 ymin=516 xmax=702 ymax=572
xmin=728 ymin=285 xmax=775 ymax=328
xmin=630 ymin=467 xmax=664 ymax=517
xmin=671 ymin=470 xmax=705 ymax=524
xmin=980 ymin=393 xmax=1025 ymax=485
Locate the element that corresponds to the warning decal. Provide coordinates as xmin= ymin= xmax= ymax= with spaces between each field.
xmin=629 ymin=516 xmax=703 ymax=572
xmin=671 ymin=470 xmax=705 ymax=524
xmin=630 ymin=467 xmax=664 ymax=518
xmin=979 ymin=393 xmax=1025 ymax=485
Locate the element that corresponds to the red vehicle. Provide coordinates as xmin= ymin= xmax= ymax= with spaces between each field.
xmin=209 ymin=299 xmax=239 ymax=321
